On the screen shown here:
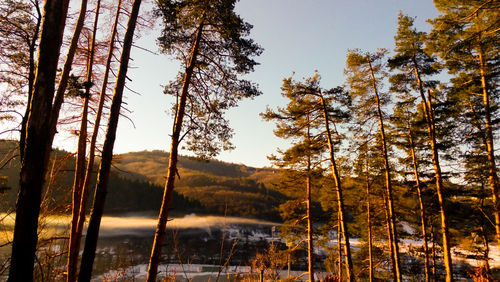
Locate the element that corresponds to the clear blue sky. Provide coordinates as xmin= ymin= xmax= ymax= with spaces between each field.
xmin=104 ymin=0 xmax=439 ymax=168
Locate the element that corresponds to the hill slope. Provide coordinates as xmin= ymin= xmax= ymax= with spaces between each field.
xmin=0 ymin=141 xmax=285 ymax=219
xmin=113 ymin=150 xmax=285 ymax=220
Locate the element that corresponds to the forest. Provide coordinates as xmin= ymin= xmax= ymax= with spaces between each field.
xmin=0 ymin=0 xmax=499 ymax=281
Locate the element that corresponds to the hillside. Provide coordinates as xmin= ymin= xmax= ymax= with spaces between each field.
xmin=113 ymin=150 xmax=285 ymax=220
xmin=0 ymin=140 xmax=202 ymax=215
xmin=0 ymin=141 xmax=285 ymax=219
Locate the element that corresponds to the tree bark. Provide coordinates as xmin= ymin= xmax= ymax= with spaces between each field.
xmin=146 ymin=15 xmax=205 ymax=282
xmin=319 ymin=95 xmax=354 ymax=281
xmin=70 ymin=1 xmax=121 ymax=280
xmin=407 ymin=122 xmax=431 ymax=282
xmin=477 ymin=42 xmax=500 ymax=254
xmin=78 ymin=1 xmax=142 ymax=280
xmin=368 ymin=58 xmax=402 ymax=282
xmin=19 ymin=1 xmax=42 ymax=162
xmin=67 ymin=1 xmax=102 ymax=280
xmin=306 ymin=116 xmax=315 ymax=282
xmin=412 ymin=53 xmax=453 ymax=281
xmin=365 ymin=158 xmax=374 ymax=282
xmin=48 ymin=0 xmax=89 ymax=146
xmin=8 ymin=1 xmax=69 ymax=281
xmin=431 ymin=224 xmax=437 ymax=281
xmin=337 ymin=210 xmax=342 ymax=280
xmin=306 ymin=157 xmax=315 ymax=282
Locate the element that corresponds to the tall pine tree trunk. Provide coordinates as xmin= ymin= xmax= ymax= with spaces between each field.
xmin=382 ymin=188 xmax=397 ymax=280
xmin=431 ymin=224 xmax=437 ymax=281
xmin=407 ymin=124 xmax=431 ymax=282
xmin=477 ymin=43 xmax=500 ymax=254
xmin=306 ymin=166 xmax=315 ymax=282
xmin=413 ymin=56 xmax=453 ymax=281
xmin=337 ymin=211 xmax=342 ymax=280
xmin=19 ymin=3 xmax=41 ymax=162
xmin=8 ymin=1 xmax=69 ymax=281
xmin=68 ymin=96 xmax=88 ymax=277
xmin=368 ymin=58 xmax=402 ymax=282
xmin=70 ymin=1 xmax=120 ymax=280
xmin=146 ymin=16 xmax=205 ymax=282
xmin=306 ymin=118 xmax=315 ymax=282
xmin=78 ymin=1 xmax=142 ymax=280
xmin=319 ymin=95 xmax=354 ymax=281
xmin=67 ymin=1 xmax=102 ymax=280
xmin=424 ymin=90 xmax=453 ymax=282
xmin=365 ymin=159 xmax=374 ymax=282
xmin=48 ymin=0 xmax=89 ymax=145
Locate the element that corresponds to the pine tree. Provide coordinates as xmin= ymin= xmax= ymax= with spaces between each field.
xmin=345 ymin=49 xmax=402 ymax=282
xmin=429 ymin=1 xmax=500 ymax=258
xmin=390 ymin=98 xmax=432 ymax=282
xmin=388 ymin=13 xmax=449 ymax=281
xmin=262 ymin=77 xmax=325 ymax=282
xmin=146 ymin=1 xmax=262 ymax=280
xmin=273 ymin=74 xmax=355 ymax=281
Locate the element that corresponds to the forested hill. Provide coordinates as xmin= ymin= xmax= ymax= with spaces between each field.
xmin=112 ymin=150 xmax=285 ymax=220
xmin=0 ymin=140 xmax=285 ymax=219
xmin=113 ymin=150 xmax=279 ymax=186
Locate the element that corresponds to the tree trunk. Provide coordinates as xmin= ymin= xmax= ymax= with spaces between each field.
xmin=365 ymin=159 xmax=374 ymax=282
xmin=368 ymin=58 xmax=402 ymax=282
xmin=68 ymin=96 xmax=88 ymax=278
xmin=48 ymin=0 xmax=89 ymax=146
xmin=19 ymin=2 xmax=42 ymax=162
xmin=319 ymin=95 xmax=354 ymax=281
xmin=407 ymin=123 xmax=431 ymax=282
xmin=8 ymin=1 xmax=69 ymax=281
xmin=146 ymin=15 xmax=205 ymax=282
xmin=382 ymin=188 xmax=397 ymax=280
xmin=425 ymin=90 xmax=453 ymax=282
xmin=431 ymin=224 xmax=437 ymax=281
xmin=306 ymin=169 xmax=315 ymax=282
xmin=477 ymin=43 xmax=500 ymax=254
xmin=78 ymin=1 xmax=141 ymax=280
xmin=70 ymin=0 xmax=120 ymax=280
xmin=67 ymin=1 xmax=102 ymax=280
xmin=337 ymin=211 xmax=342 ymax=280
xmin=413 ymin=55 xmax=453 ymax=281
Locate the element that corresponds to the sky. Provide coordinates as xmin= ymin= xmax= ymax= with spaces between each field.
xmin=94 ymin=0 xmax=440 ymax=168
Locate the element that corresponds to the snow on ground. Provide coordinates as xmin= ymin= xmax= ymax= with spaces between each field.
xmin=95 ymin=263 xmax=332 ymax=282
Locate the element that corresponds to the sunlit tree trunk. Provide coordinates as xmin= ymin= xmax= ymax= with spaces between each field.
xmin=48 ymin=0 xmax=89 ymax=146
xmin=480 ymin=225 xmax=492 ymax=279
xmin=407 ymin=122 xmax=431 ymax=282
xmin=431 ymin=224 xmax=437 ymax=281
xmin=78 ymin=1 xmax=142 ymax=280
xmin=8 ymin=0 xmax=69 ymax=281
xmin=365 ymin=160 xmax=374 ymax=282
xmin=69 ymin=2 xmax=121 ymax=281
xmin=146 ymin=15 xmax=205 ymax=282
xmin=337 ymin=211 xmax=342 ymax=280
xmin=306 ymin=142 xmax=314 ymax=282
xmin=413 ymin=55 xmax=453 ymax=281
xmin=319 ymin=95 xmax=354 ymax=281
xmin=368 ymin=58 xmax=401 ymax=282
xmin=67 ymin=1 xmax=102 ymax=280
xmin=477 ymin=42 xmax=500 ymax=253
xmin=424 ymin=89 xmax=453 ymax=281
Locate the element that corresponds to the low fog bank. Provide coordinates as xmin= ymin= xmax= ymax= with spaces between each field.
xmin=95 ymin=213 xmax=279 ymax=237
